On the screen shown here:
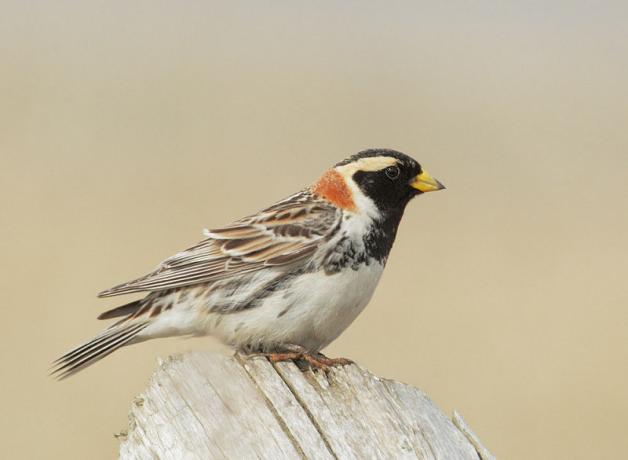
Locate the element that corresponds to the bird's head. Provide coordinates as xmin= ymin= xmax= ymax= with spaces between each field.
xmin=313 ymin=149 xmax=445 ymax=217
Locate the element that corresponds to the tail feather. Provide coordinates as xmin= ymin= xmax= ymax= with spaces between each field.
xmin=97 ymin=299 xmax=143 ymax=320
xmin=52 ymin=325 xmax=123 ymax=365
xmin=51 ymin=322 xmax=149 ymax=380
xmin=52 ymin=323 xmax=143 ymax=368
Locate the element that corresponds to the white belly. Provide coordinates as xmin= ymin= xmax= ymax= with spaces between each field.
xmin=210 ymin=262 xmax=385 ymax=352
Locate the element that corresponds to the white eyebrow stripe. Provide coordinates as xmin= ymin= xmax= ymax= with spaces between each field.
xmin=334 ymin=156 xmax=398 ymax=175
xmin=333 ymin=156 xmax=397 ymax=219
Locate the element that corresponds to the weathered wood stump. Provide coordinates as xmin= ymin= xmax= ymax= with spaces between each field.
xmin=118 ymin=352 xmax=494 ymax=459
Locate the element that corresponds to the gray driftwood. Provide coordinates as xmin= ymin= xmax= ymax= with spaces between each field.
xmin=118 ymin=352 xmax=494 ymax=460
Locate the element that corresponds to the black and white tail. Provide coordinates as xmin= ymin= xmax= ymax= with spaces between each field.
xmin=52 ymin=290 xmax=191 ymax=379
xmin=51 ymin=322 xmax=149 ymax=379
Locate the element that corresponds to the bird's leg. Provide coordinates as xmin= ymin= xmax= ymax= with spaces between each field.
xmin=263 ymin=344 xmax=323 ymax=368
xmin=265 ymin=351 xmax=303 ymax=363
xmin=238 ymin=345 xmax=302 ymax=363
xmin=260 ymin=343 xmax=306 ymax=361
xmin=264 ymin=344 xmax=353 ymax=370
xmin=312 ymin=351 xmax=354 ymax=366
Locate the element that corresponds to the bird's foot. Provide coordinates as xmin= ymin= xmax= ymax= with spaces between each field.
xmin=265 ymin=351 xmax=304 ymax=363
xmin=312 ymin=353 xmax=354 ymax=367
xmin=263 ymin=345 xmax=353 ymax=371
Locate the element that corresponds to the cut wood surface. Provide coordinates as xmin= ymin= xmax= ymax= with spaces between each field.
xmin=118 ymin=352 xmax=494 ymax=460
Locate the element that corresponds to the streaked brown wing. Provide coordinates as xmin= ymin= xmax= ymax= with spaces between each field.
xmin=98 ymin=190 xmax=341 ymax=297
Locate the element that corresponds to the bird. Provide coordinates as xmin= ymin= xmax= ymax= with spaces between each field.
xmin=52 ymin=148 xmax=445 ymax=379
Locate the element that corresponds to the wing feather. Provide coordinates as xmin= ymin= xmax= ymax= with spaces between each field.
xmin=98 ymin=190 xmax=340 ymax=297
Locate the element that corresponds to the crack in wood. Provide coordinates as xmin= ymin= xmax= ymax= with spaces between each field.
xmin=235 ymin=354 xmax=309 ymax=460
xmin=269 ymin=361 xmax=339 ymax=460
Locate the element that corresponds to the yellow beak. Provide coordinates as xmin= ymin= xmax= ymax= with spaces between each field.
xmin=410 ymin=170 xmax=446 ymax=193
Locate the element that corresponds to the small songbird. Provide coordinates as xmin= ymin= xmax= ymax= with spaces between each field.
xmin=53 ymin=149 xmax=445 ymax=378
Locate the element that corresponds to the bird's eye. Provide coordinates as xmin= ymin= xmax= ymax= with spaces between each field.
xmin=385 ymin=165 xmax=400 ymax=180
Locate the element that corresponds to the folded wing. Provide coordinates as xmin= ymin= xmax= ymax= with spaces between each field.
xmin=98 ymin=191 xmax=341 ymax=297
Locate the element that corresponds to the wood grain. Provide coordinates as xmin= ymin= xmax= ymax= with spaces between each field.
xmin=119 ymin=352 xmax=493 ymax=459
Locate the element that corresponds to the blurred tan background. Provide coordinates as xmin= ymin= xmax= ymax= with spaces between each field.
xmin=2 ymin=1 xmax=627 ymax=458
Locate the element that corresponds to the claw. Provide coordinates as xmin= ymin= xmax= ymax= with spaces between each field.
xmin=261 ymin=346 xmax=353 ymax=371
xmin=315 ymin=355 xmax=354 ymax=366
